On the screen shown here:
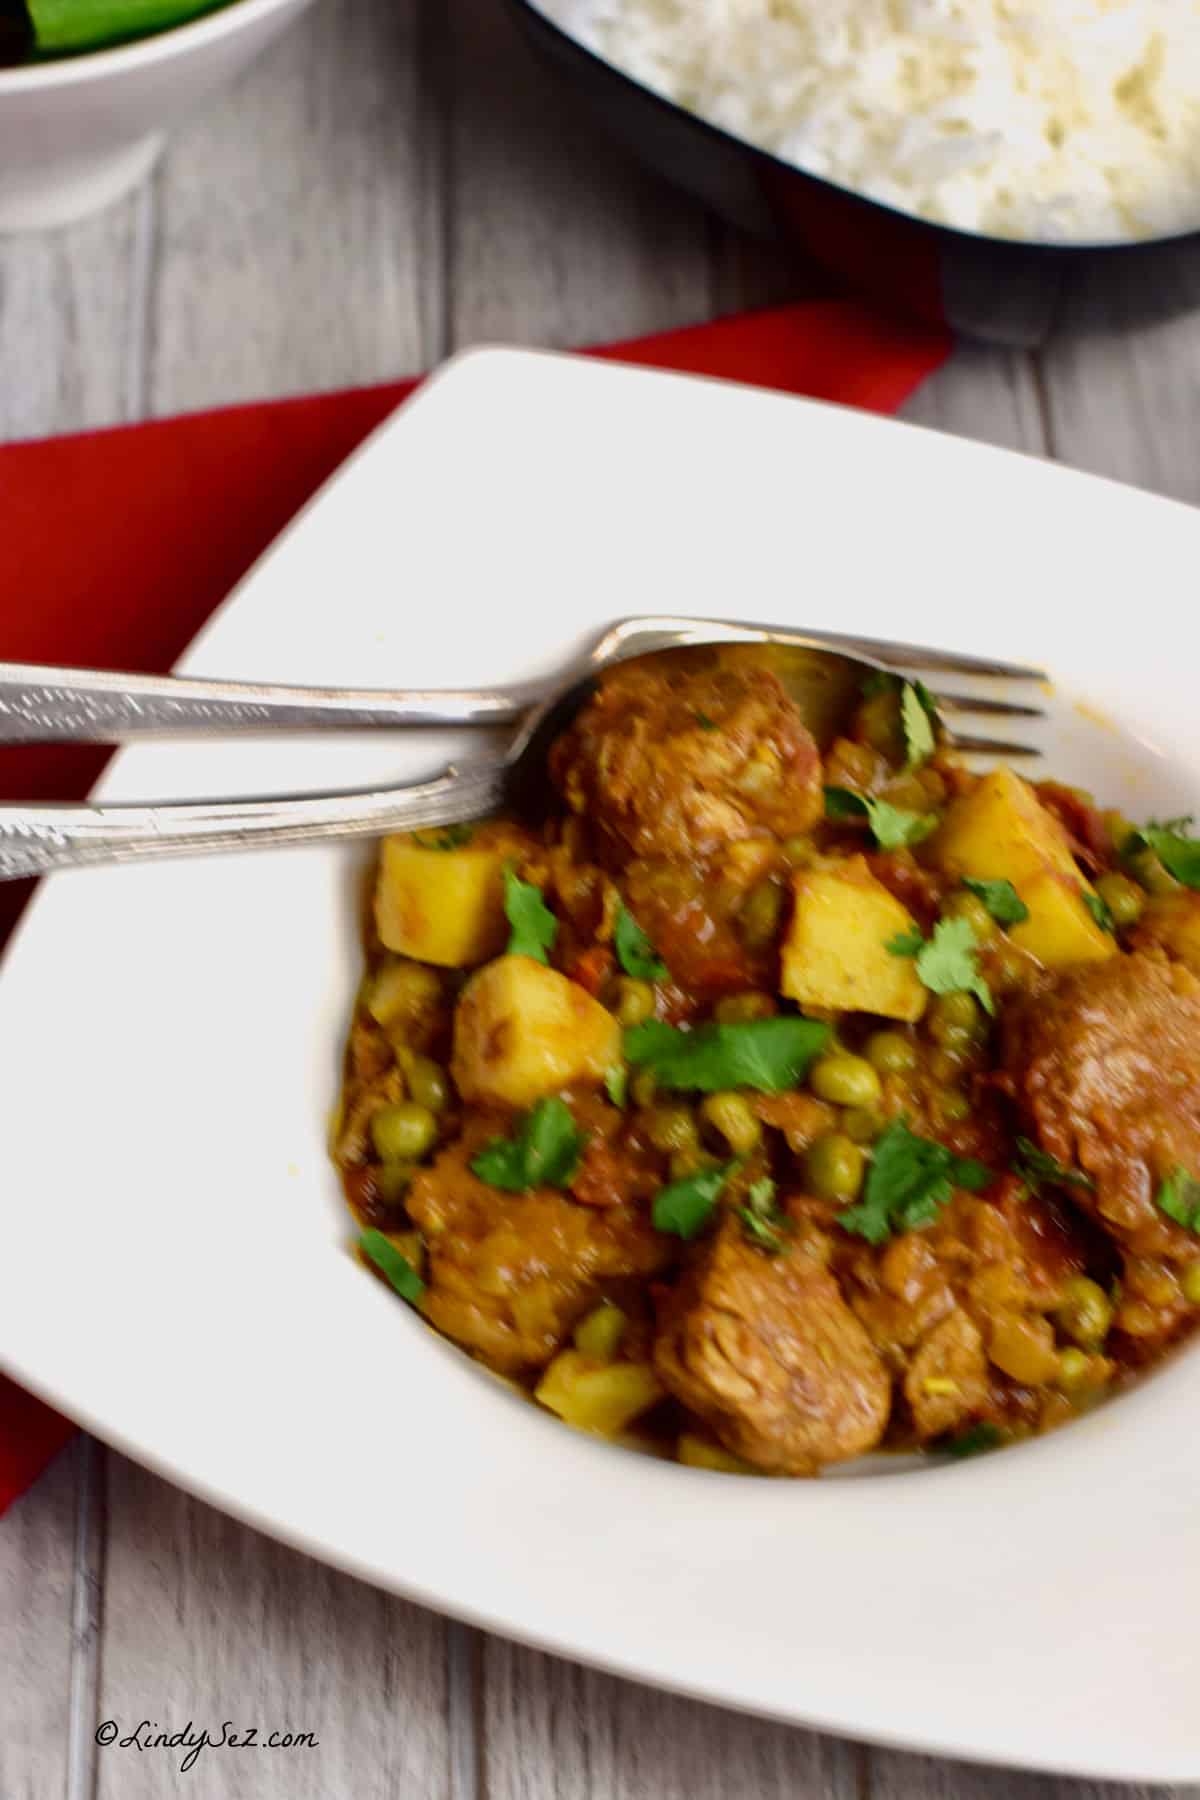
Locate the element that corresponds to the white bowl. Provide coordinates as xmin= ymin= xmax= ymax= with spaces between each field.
xmin=0 ymin=0 xmax=316 ymax=232
xmin=2 ymin=349 xmax=1199 ymax=1783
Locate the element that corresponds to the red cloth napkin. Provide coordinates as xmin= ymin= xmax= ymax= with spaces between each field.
xmin=0 ymin=300 xmax=950 ymax=1513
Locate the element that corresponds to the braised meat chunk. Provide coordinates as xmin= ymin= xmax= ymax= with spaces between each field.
xmin=550 ymin=656 xmax=823 ymax=866
xmin=653 ymin=1218 xmax=890 ymax=1474
xmin=1005 ymin=952 xmax=1200 ymax=1261
xmin=407 ymin=1139 xmax=671 ymax=1374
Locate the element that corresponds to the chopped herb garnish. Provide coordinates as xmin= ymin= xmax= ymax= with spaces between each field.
xmin=901 ymin=681 xmax=937 ymax=769
xmin=694 ymin=712 xmax=719 ymax=732
xmin=1012 ymin=1136 xmax=1094 ymax=1196
xmin=411 ymin=823 xmax=474 ymax=850
xmin=1127 ymin=823 xmax=1200 ymax=890
xmin=942 ymin=1422 xmax=1006 ymax=1459
xmin=503 ymin=866 xmax=557 ymax=964
xmin=962 ymin=877 xmax=1030 ymax=926
xmin=1154 ymin=1166 xmax=1200 ymax=1234
xmin=613 ymin=903 xmax=668 ymax=982
xmin=359 ymin=1229 xmax=425 ymax=1304
xmin=735 ymin=1176 xmax=791 ymax=1253
xmin=652 ymin=1161 xmax=736 ymax=1240
xmin=886 ymin=929 xmax=924 ymax=957
xmin=914 ymin=916 xmax=994 ymax=1016
xmin=837 ymin=1119 xmax=991 ymax=1245
xmin=1083 ymin=891 xmax=1115 ymax=934
xmin=860 ymin=670 xmax=896 ymax=700
xmin=604 ymin=1066 xmax=629 ymax=1110
xmin=625 ymin=1016 xmax=831 ymax=1094
xmin=823 ymin=786 xmax=939 ymax=851
xmin=471 ymin=1097 xmax=586 ymax=1193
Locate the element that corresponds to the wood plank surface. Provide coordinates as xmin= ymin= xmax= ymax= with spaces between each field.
xmin=2 ymin=0 xmax=1200 ymax=1796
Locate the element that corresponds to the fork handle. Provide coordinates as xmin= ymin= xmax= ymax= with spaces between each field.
xmin=0 ymin=757 xmax=509 ymax=880
xmin=0 ymin=662 xmax=545 ymax=743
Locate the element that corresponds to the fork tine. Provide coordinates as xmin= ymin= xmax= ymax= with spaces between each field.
xmin=615 ymin=618 xmax=1051 ymax=683
xmin=930 ymin=692 xmax=1046 ymax=719
xmin=946 ymin=732 xmax=1043 ymax=759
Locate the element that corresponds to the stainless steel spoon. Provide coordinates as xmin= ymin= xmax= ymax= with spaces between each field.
xmin=0 ymin=616 xmax=1046 ymax=881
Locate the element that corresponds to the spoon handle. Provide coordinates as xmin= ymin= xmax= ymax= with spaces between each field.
xmin=0 ymin=662 xmax=545 ymax=743
xmin=0 ymin=757 xmax=509 ymax=880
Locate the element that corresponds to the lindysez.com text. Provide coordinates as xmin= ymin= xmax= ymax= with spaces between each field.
xmin=95 ymin=1719 xmax=319 ymax=1774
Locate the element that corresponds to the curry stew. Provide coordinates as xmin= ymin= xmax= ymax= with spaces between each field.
xmin=333 ymin=651 xmax=1200 ymax=1476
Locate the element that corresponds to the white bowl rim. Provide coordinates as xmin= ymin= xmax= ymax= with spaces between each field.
xmin=0 ymin=0 xmax=303 ymax=92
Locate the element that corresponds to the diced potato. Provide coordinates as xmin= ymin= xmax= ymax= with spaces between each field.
xmin=677 ymin=1432 xmax=758 ymax=1474
xmin=452 ymin=956 xmax=622 ymax=1108
xmin=375 ymin=837 xmax=508 ymax=968
xmin=535 ymin=1350 xmax=663 ymax=1436
xmin=932 ymin=768 xmax=1115 ymax=969
xmin=781 ymin=856 xmax=927 ymax=1022
xmin=1134 ymin=891 xmax=1200 ymax=974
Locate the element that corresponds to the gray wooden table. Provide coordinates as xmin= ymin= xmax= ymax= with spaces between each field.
xmin=3 ymin=3 xmax=1200 ymax=1796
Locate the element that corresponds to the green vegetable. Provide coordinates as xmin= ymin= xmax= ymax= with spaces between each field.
xmin=806 ymin=1132 xmax=865 ymax=1202
xmin=360 ymin=1229 xmax=425 ymax=1304
xmin=888 ymin=916 xmax=994 ymax=1016
xmin=1155 ymin=1166 xmax=1200 ymax=1234
xmin=735 ymin=1177 xmax=791 ymax=1253
xmin=411 ymin=823 xmax=474 ymax=851
xmin=652 ymin=1161 xmax=735 ymax=1240
xmin=471 ymin=1097 xmax=586 ymax=1192
xmin=942 ymin=1422 xmax=1006 ymax=1459
xmin=613 ymin=903 xmax=668 ymax=982
xmin=1093 ymin=871 xmax=1144 ymax=930
xmin=503 ymin=867 xmax=557 ymax=964
xmin=371 ymin=1101 xmax=438 ymax=1164
xmin=809 ymin=1053 xmax=882 ymax=1109
xmin=27 ymin=0 xmax=232 ymax=56
xmin=837 ymin=1119 xmax=991 ymax=1245
xmin=865 ymin=1030 xmax=918 ymax=1076
xmin=1083 ymin=892 xmax=1115 ymax=934
xmin=901 ymin=681 xmax=937 ymax=769
xmin=1012 ymin=1137 xmax=1094 ymax=1196
xmin=694 ymin=712 xmax=719 ymax=732
xmin=625 ymin=1016 xmax=831 ymax=1094
xmin=962 ymin=877 xmax=1030 ymax=926
xmin=823 ymin=786 xmax=938 ymax=851
xmin=1126 ymin=822 xmax=1200 ymax=890
xmin=604 ymin=1066 xmax=629 ymax=1109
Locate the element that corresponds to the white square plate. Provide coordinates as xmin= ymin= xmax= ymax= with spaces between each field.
xmin=3 ymin=349 xmax=1198 ymax=1784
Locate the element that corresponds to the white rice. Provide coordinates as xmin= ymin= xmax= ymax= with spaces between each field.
xmin=532 ymin=0 xmax=1200 ymax=242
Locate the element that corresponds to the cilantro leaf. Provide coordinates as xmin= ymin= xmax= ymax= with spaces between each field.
xmin=1154 ymin=1166 xmax=1200 ymax=1234
xmin=1083 ymin=891 xmax=1115 ymax=934
xmin=360 ymin=1229 xmax=425 ymax=1303
xmin=1012 ymin=1136 xmax=1094 ymax=1196
xmin=886 ymin=929 xmax=924 ymax=957
xmin=471 ymin=1098 xmax=585 ymax=1192
xmin=735 ymin=1176 xmax=791 ymax=1253
xmin=962 ymin=877 xmax=1030 ymax=926
xmin=694 ymin=712 xmax=719 ymax=732
xmin=901 ymin=681 xmax=936 ymax=769
xmin=942 ymin=1422 xmax=1006 ymax=1459
xmin=411 ymin=823 xmax=474 ymax=851
xmin=837 ymin=1120 xmax=991 ymax=1245
xmin=1139 ymin=827 xmax=1200 ymax=890
xmin=916 ymin=916 xmax=994 ymax=1015
xmin=823 ymin=786 xmax=939 ymax=850
xmin=625 ymin=1016 xmax=831 ymax=1094
xmin=604 ymin=1066 xmax=629 ymax=1110
xmin=613 ymin=903 xmax=668 ymax=982
xmin=504 ymin=866 xmax=557 ymax=964
xmin=652 ymin=1161 xmax=736 ymax=1240
xmin=860 ymin=670 xmax=897 ymax=700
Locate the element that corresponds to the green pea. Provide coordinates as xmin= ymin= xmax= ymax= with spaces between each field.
xmin=644 ymin=1105 xmax=700 ymax=1155
xmin=936 ymin=1088 xmax=971 ymax=1123
xmin=376 ymin=1162 xmax=415 ymax=1206
xmin=1126 ymin=846 xmax=1178 ymax=897
xmin=810 ymin=1054 xmax=882 ymax=1109
xmin=700 ymin=1091 xmax=763 ymax=1156
xmin=781 ymin=835 xmax=817 ymax=868
xmin=367 ymin=959 xmax=442 ymax=1030
xmin=714 ymin=992 xmax=776 ymax=1023
xmin=1055 ymin=1275 xmax=1113 ymax=1348
xmin=865 ymin=1030 xmax=918 ymax=1076
xmin=573 ymin=1301 xmax=626 ymax=1363
xmin=371 ymin=1101 xmax=438 ymax=1164
xmin=1093 ymin=871 xmax=1144 ymax=930
xmin=930 ymin=991 xmax=981 ymax=1040
xmin=805 ymin=1133 xmax=865 ymax=1203
xmin=841 ymin=1106 xmax=884 ymax=1144
xmin=615 ymin=977 xmax=656 ymax=1027
xmin=630 ymin=1070 xmax=658 ymax=1109
xmin=1055 ymin=1347 xmax=1092 ymax=1390
xmin=669 ymin=1148 xmax=719 ymax=1182
xmin=1182 ymin=1262 xmax=1200 ymax=1307
xmin=407 ymin=1055 xmax=450 ymax=1114
xmin=943 ymin=890 xmax=997 ymax=943
xmin=738 ymin=880 xmax=784 ymax=951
